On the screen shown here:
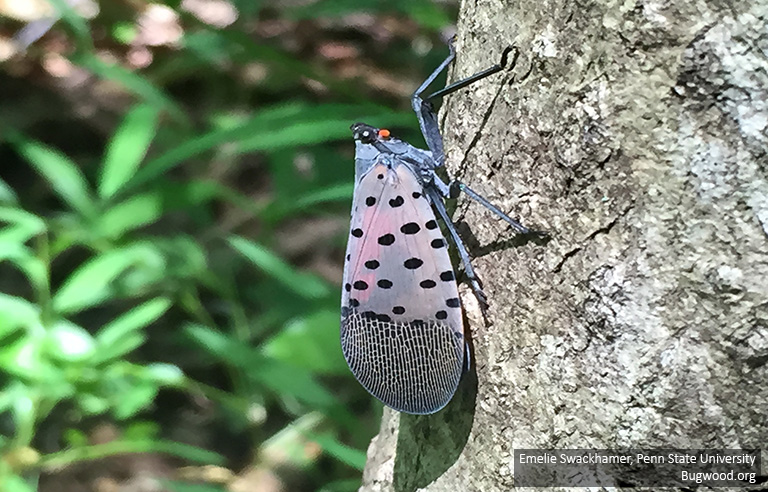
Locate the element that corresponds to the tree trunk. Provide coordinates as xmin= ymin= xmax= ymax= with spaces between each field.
xmin=359 ymin=0 xmax=768 ymax=490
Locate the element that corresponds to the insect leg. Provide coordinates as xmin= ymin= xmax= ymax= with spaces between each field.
xmin=412 ymin=46 xmax=456 ymax=166
xmin=450 ymin=180 xmax=546 ymax=236
xmin=412 ymin=44 xmax=518 ymax=166
xmin=426 ymin=187 xmax=490 ymax=316
xmin=426 ymin=46 xmax=518 ymax=101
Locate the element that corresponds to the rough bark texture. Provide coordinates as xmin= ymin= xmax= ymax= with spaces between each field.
xmin=360 ymin=1 xmax=768 ymax=491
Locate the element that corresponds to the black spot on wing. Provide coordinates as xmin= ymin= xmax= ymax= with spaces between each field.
xmin=389 ymin=196 xmax=405 ymax=208
xmin=420 ymin=279 xmax=436 ymax=289
xmin=378 ymin=234 xmax=395 ymax=246
xmin=365 ymin=259 xmax=380 ymax=270
xmin=400 ymin=222 xmax=421 ymax=235
xmin=404 ymin=258 xmax=423 ymax=269
xmin=440 ymin=270 xmax=455 ymax=282
xmin=377 ymin=279 xmax=393 ymax=289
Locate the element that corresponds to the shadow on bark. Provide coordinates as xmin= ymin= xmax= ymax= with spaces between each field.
xmin=392 ymin=367 xmax=477 ymax=492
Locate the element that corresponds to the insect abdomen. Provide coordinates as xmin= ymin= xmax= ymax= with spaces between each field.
xmin=341 ymin=309 xmax=464 ymax=414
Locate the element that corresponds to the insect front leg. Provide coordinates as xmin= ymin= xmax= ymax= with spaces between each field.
xmin=412 ymin=44 xmax=518 ymax=167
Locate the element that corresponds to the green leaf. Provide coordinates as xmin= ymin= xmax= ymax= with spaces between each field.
xmin=162 ymin=481 xmax=228 ymax=492
xmin=0 ymin=243 xmax=49 ymax=294
xmin=0 ymin=474 xmax=37 ymax=492
xmin=74 ymin=52 xmax=187 ymax=124
xmin=125 ymin=103 xmax=409 ymax=192
xmin=126 ymin=103 xmax=306 ymax=190
xmin=184 ymin=323 xmax=253 ymax=366
xmin=96 ymin=192 xmax=163 ymax=240
xmin=0 ymin=208 xmax=47 ymax=245
xmin=318 ymin=479 xmax=363 ymax=492
xmin=0 ymin=177 xmax=18 ymax=204
xmin=8 ymin=133 xmax=95 ymax=216
xmin=263 ymin=310 xmax=347 ymax=374
xmin=53 ymin=243 xmax=163 ymax=314
xmin=0 ymin=329 xmax=54 ymax=381
xmin=46 ymin=320 xmax=96 ymax=361
xmin=250 ymin=359 xmax=338 ymax=409
xmin=144 ymin=363 xmax=184 ymax=385
xmin=308 ymin=433 xmax=367 ymax=470
xmin=0 ymin=208 xmax=47 ymax=251
xmin=40 ymin=439 xmax=225 ymax=469
xmin=94 ymin=298 xmax=171 ymax=363
xmin=112 ymin=380 xmax=158 ymax=419
xmin=228 ymin=236 xmax=330 ymax=299
xmin=0 ymin=293 xmax=38 ymax=338
xmin=99 ymin=104 xmax=160 ymax=199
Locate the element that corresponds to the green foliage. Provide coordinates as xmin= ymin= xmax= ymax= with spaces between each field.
xmin=0 ymin=0 xmax=455 ymax=489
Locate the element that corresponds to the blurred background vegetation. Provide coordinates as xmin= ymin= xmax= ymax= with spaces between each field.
xmin=0 ymin=0 xmax=459 ymax=490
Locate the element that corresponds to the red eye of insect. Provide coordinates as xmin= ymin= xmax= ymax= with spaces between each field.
xmin=378 ymin=129 xmax=391 ymax=139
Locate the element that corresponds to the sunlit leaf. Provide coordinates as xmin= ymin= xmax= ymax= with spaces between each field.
xmin=99 ymin=104 xmax=160 ymax=199
xmin=47 ymin=319 xmax=96 ymax=361
xmin=53 ymin=243 xmax=163 ymax=314
xmin=0 ymin=469 xmax=38 ymax=492
xmin=8 ymin=133 xmax=95 ymax=217
xmin=144 ymin=363 xmax=184 ymax=385
xmin=0 ymin=293 xmax=38 ymax=338
xmin=96 ymin=192 xmax=163 ymax=240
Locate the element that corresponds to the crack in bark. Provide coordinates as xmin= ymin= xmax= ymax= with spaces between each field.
xmin=553 ymin=246 xmax=583 ymax=273
xmin=552 ymin=205 xmax=634 ymax=273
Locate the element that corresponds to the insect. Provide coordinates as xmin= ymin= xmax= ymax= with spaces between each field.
xmin=341 ymin=44 xmax=541 ymax=414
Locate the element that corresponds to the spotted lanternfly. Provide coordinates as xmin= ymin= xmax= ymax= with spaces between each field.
xmin=341 ymin=44 xmax=542 ymax=414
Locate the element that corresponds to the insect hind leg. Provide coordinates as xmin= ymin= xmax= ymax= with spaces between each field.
xmin=426 ymin=187 xmax=490 ymax=320
xmin=450 ymin=180 xmax=547 ymax=237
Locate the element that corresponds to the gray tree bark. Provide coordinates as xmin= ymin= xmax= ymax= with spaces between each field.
xmin=359 ymin=0 xmax=768 ymax=491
